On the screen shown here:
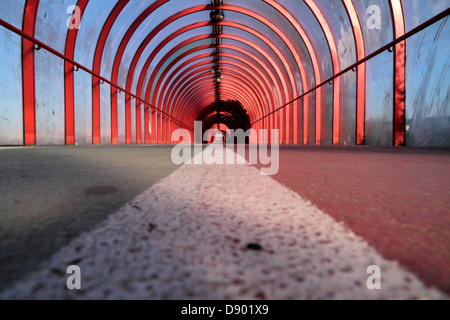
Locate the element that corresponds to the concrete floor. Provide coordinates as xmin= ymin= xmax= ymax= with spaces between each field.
xmin=0 ymin=145 xmax=185 ymax=291
xmin=0 ymin=145 xmax=449 ymax=298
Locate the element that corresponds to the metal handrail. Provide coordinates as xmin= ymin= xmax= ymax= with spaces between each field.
xmin=1 ymin=6 xmax=449 ymax=130
xmin=0 ymin=18 xmax=193 ymax=130
xmin=248 ymin=7 xmax=450 ymax=128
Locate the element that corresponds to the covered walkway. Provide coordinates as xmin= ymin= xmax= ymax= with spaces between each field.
xmin=0 ymin=0 xmax=449 ymax=300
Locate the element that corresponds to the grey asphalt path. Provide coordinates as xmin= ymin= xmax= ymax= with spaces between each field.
xmin=0 ymin=145 xmax=194 ymax=291
xmin=0 ymin=146 xmax=446 ymax=300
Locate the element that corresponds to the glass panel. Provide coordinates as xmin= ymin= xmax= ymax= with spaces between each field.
xmin=222 ymin=55 xmax=274 ymax=114
xmin=74 ymin=68 xmax=92 ymax=144
xmin=117 ymin=91 xmax=125 ymax=144
xmin=406 ymin=18 xmax=450 ymax=147
xmin=226 ymin=0 xmax=306 ymax=53
xmin=122 ymin=10 xmax=209 ymax=90
xmin=76 ymin=0 xmax=118 ymax=68
xmin=275 ymin=0 xmax=335 ymax=145
xmin=35 ymin=49 xmax=65 ymax=145
xmin=224 ymin=19 xmax=301 ymax=88
xmin=323 ymin=84 xmax=333 ymax=145
xmin=165 ymin=54 xmax=212 ymax=89
xmin=314 ymin=0 xmax=356 ymax=145
xmin=147 ymin=27 xmax=212 ymax=102
xmin=353 ymin=0 xmax=394 ymax=55
xmin=35 ymin=0 xmax=72 ymax=52
xmin=34 ymin=0 xmax=72 ymax=145
xmin=224 ymin=25 xmax=291 ymax=86
xmin=223 ymin=39 xmax=286 ymax=103
xmin=353 ymin=0 xmax=394 ymax=146
xmin=159 ymin=54 xmax=213 ymax=111
xmin=0 ymin=0 xmax=26 ymax=28
xmin=364 ymin=51 xmax=393 ymax=146
xmin=403 ymin=0 xmax=450 ymax=32
xmin=144 ymin=38 xmax=211 ymax=102
xmin=276 ymin=0 xmax=333 ymax=78
xmin=100 ymin=82 xmax=111 ymax=144
xmin=74 ymin=0 xmax=118 ymax=145
xmin=314 ymin=0 xmax=356 ymax=70
xmin=339 ymin=72 xmax=356 ymax=145
xmin=0 ymin=29 xmax=23 ymax=145
xmin=0 ymin=0 xmax=25 ymax=145
xmin=100 ymin=1 xmax=152 ymax=78
xmin=225 ymin=3 xmax=315 ymax=88
xmin=102 ymin=0 xmax=206 ymax=80
xmin=5 ymin=0 xmax=447 ymax=146
xmin=307 ymin=92 xmax=315 ymax=145
xmin=130 ymin=97 xmax=136 ymax=144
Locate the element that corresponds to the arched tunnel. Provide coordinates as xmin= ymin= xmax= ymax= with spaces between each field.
xmin=0 ymin=0 xmax=449 ymax=301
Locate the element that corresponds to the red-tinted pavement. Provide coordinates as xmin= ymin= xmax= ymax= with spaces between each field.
xmin=254 ymin=146 xmax=450 ymax=294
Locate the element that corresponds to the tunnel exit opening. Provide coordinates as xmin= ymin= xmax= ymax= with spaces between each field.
xmin=199 ymin=99 xmax=251 ymax=144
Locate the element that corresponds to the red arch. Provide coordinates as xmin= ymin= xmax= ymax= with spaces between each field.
xmin=141 ymin=37 xmax=287 ymax=142
xmin=170 ymin=74 xmax=260 ymax=123
xmin=91 ymin=1 xmax=128 ymax=144
xmin=153 ymin=49 xmax=278 ymax=127
xmin=343 ymin=0 xmax=366 ymax=145
xmin=389 ymin=0 xmax=406 ymax=146
xmin=162 ymin=47 xmax=283 ymax=132
xmin=22 ymin=0 xmax=40 ymax=146
xmin=160 ymin=61 xmax=267 ymax=121
xmin=122 ymin=5 xmax=313 ymax=144
xmin=110 ymin=0 xmax=169 ymax=145
xmin=160 ymin=57 xmax=274 ymax=120
xmin=64 ymin=0 xmax=88 ymax=145
xmin=17 ymin=1 xmax=409 ymax=148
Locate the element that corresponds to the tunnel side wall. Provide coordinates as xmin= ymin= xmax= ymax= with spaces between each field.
xmin=0 ymin=1 xmax=448 ymax=146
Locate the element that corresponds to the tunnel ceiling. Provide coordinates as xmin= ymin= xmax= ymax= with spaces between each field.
xmin=1 ymin=0 xmax=449 ymax=146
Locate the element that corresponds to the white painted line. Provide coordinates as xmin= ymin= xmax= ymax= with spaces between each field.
xmin=1 ymin=148 xmax=447 ymax=299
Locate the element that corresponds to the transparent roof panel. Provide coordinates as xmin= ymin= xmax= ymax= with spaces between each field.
xmin=315 ymin=0 xmax=356 ymax=70
xmin=121 ymin=24 xmax=210 ymax=87
xmin=160 ymin=64 xmax=211 ymax=102
xmin=403 ymin=0 xmax=450 ymax=31
xmin=223 ymin=26 xmax=290 ymax=77
xmin=1 ymin=0 xmax=449 ymax=147
xmin=0 ymin=0 xmax=26 ymax=28
xmin=119 ymin=9 xmax=211 ymax=86
xmin=222 ymin=38 xmax=283 ymax=83
xmin=99 ymin=0 xmax=145 ymax=76
xmin=353 ymin=0 xmax=394 ymax=55
xmin=226 ymin=1 xmax=313 ymax=64
xmin=158 ymin=55 xmax=213 ymax=102
xmin=146 ymin=38 xmax=212 ymax=99
xmin=35 ymin=0 xmax=75 ymax=52
xmin=276 ymin=0 xmax=333 ymax=80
